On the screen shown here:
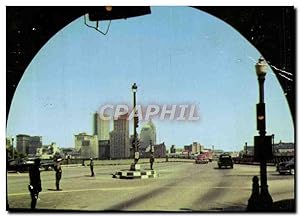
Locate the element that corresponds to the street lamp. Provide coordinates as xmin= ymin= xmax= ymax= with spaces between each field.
xmin=255 ymin=57 xmax=273 ymax=210
xmin=131 ymin=83 xmax=139 ymax=171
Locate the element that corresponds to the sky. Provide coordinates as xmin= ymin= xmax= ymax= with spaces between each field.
xmin=6 ymin=6 xmax=294 ymax=151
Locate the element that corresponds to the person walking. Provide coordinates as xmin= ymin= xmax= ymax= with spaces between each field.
xmin=28 ymin=158 xmax=42 ymax=209
xmin=90 ymin=158 xmax=95 ymax=177
xmin=54 ymin=158 xmax=62 ymax=191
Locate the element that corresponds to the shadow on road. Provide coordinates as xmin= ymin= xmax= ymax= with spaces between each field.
xmin=202 ymin=199 xmax=295 ymax=212
xmin=179 ymin=203 xmax=246 ymax=212
xmin=179 ymin=208 xmax=193 ymax=211
xmin=213 ymin=167 xmax=233 ymax=170
xmin=273 ymin=199 xmax=295 ymax=212
xmin=270 ymin=173 xmax=294 ymax=176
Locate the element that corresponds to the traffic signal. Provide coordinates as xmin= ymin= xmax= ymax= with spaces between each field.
xmin=256 ymin=103 xmax=266 ymax=131
xmin=254 ymin=135 xmax=273 ymax=161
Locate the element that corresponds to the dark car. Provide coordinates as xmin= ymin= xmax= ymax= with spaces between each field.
xmin=218 ymin=154 xmax=234 ymax=169
xmin=7 ymin=158 xmax=34 ymax=172
xmin=277 ymin=158 xmax=294 ymax=175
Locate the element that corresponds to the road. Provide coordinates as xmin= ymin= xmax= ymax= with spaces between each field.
xmin=7 ymin=160 xmax=294 ymax=211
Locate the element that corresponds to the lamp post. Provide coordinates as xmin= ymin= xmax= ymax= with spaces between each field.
xmin=255 ymin=57 xmax=273 ymax=209
xmin=131 ymin=83 xmax=139 ymax=170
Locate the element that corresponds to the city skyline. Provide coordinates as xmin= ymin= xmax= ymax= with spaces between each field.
xmin=6 ymin=7 xmax=294 ymax=151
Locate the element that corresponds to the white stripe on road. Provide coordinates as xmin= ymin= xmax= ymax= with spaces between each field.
xmin=8 ymin=186 xmax=148 ymax=197
xmin=8 ymin=185 xmax=250 ymax=197
xmin=213 ymin=186 xmax=250 ymax=190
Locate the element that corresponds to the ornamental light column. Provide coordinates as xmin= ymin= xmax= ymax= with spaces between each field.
xmin=255 ymin=57 xmax=273 ymax=209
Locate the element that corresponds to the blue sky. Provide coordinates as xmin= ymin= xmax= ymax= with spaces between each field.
xmin=6 ymin=7 xmax=294 ymax=151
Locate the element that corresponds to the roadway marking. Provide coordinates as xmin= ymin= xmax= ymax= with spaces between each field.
xmin=8 ymin=185 xmax=250 ymax=197
xmin=212 ymin=186 xmax=250 ymax=190
xmin=8 ymin=186 xmax=146 ymax=197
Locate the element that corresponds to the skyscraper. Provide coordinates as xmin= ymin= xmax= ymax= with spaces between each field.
xmin=192 ymin=142 xmax=202 ymax=154
xmin=140 ymin=120 xmax=157 ymax=156
xmin=110 ymin=114 xmax=130 ymax=159
xmin=93 ymin=112 xmax=110 ymax=140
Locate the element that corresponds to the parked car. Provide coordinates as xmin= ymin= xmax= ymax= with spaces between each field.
xmin=7 ymin=158 xmax=55 ymax=172
xmin=40 ymin=160 xmax=55 ymax=171
xmin=277 ymin=158 xmax=294 ymax=175
xmin=7 ymin=158 xmax=34 ymax=172
xmin=218 ymin=154 xmax=234 ymax=169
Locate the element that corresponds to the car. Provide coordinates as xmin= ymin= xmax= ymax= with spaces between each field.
xmin=195 ymin=156 xmax=209 ymax=164
xmin=7 ymin=158 xmax=34 ymax=172
xmin=218 ymin=154 xmax=234 ymax=169
xmin=40 ymin=160 xmax=55 ymax=171
xmin=277 ymin=158 xmax=294 ymax=175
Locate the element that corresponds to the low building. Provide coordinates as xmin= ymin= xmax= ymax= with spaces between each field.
xmin=154 ymin=142 xmax=167 ymax=158
xmin=36 ymin=142 xmax=62 ymax=159
xmin=16 ymin=134 xmax=42 ymax=155
xmin=61 ymin=148 xmax=81 ymax=159
xmin=74 ymin=133 xmax=99 ymax=159
xmin=273 ymin=141 xmax=294 ymax=156
xmin=242 ymin=145 xmax=254 ymax=156
xmin=6 ymin=136 xmax=13 ymax=149
xmin=141 ymin=142 xmax=167 ymax=158
xmin=184 ymin=145 xmax=192 ymax=153
xmin=212 ymin=149 xmax=225 ymax=159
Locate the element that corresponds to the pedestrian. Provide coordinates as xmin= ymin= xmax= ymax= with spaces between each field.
xmin=150 ymin=154 xmax=155 ymax=170
xmin=90 ymin=158 xmax=94 ymax=177
xmin=54 ymin=158 xmax=62 ymax=191
xmin=28 ymin=158 xmax=42 ymax=209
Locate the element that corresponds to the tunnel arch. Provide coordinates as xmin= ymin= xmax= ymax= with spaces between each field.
xmin=6 ymin=6 xmax=295 ymax=125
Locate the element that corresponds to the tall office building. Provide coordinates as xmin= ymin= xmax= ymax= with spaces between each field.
xmin=93 ymin=112 xmax=110 ymax=140
xmin=110 ymin=114 xmax=130 ymax=159
xmin=139 ymin=120 xmax=156 ymax=156
xmin=98 ymin=140 xmax=110 ymax=159
xmin=74 ymin=133 xmax=98 ymax=158
xmin=16 ymin=134 xmax=42 ymax=155
xmin=192 ymin=142 xmax=203 ymax=154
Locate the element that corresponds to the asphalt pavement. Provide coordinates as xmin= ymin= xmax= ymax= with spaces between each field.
xmin=7 ymin=160 xmax=294 ymax=211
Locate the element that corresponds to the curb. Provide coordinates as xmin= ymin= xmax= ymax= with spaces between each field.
xmin=113 ymin=170 xmax=158 ymax=179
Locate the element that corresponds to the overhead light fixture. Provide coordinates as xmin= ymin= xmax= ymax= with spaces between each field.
xmin=84 ymin=14 xmax=111 ymax=35
xmin=88 ymin=6 xmax=151 ymax=21
xmin=84 ymin=6 xmax=151 ymax=36
xmin=105 ymin=6 xmax=113 ymax=12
